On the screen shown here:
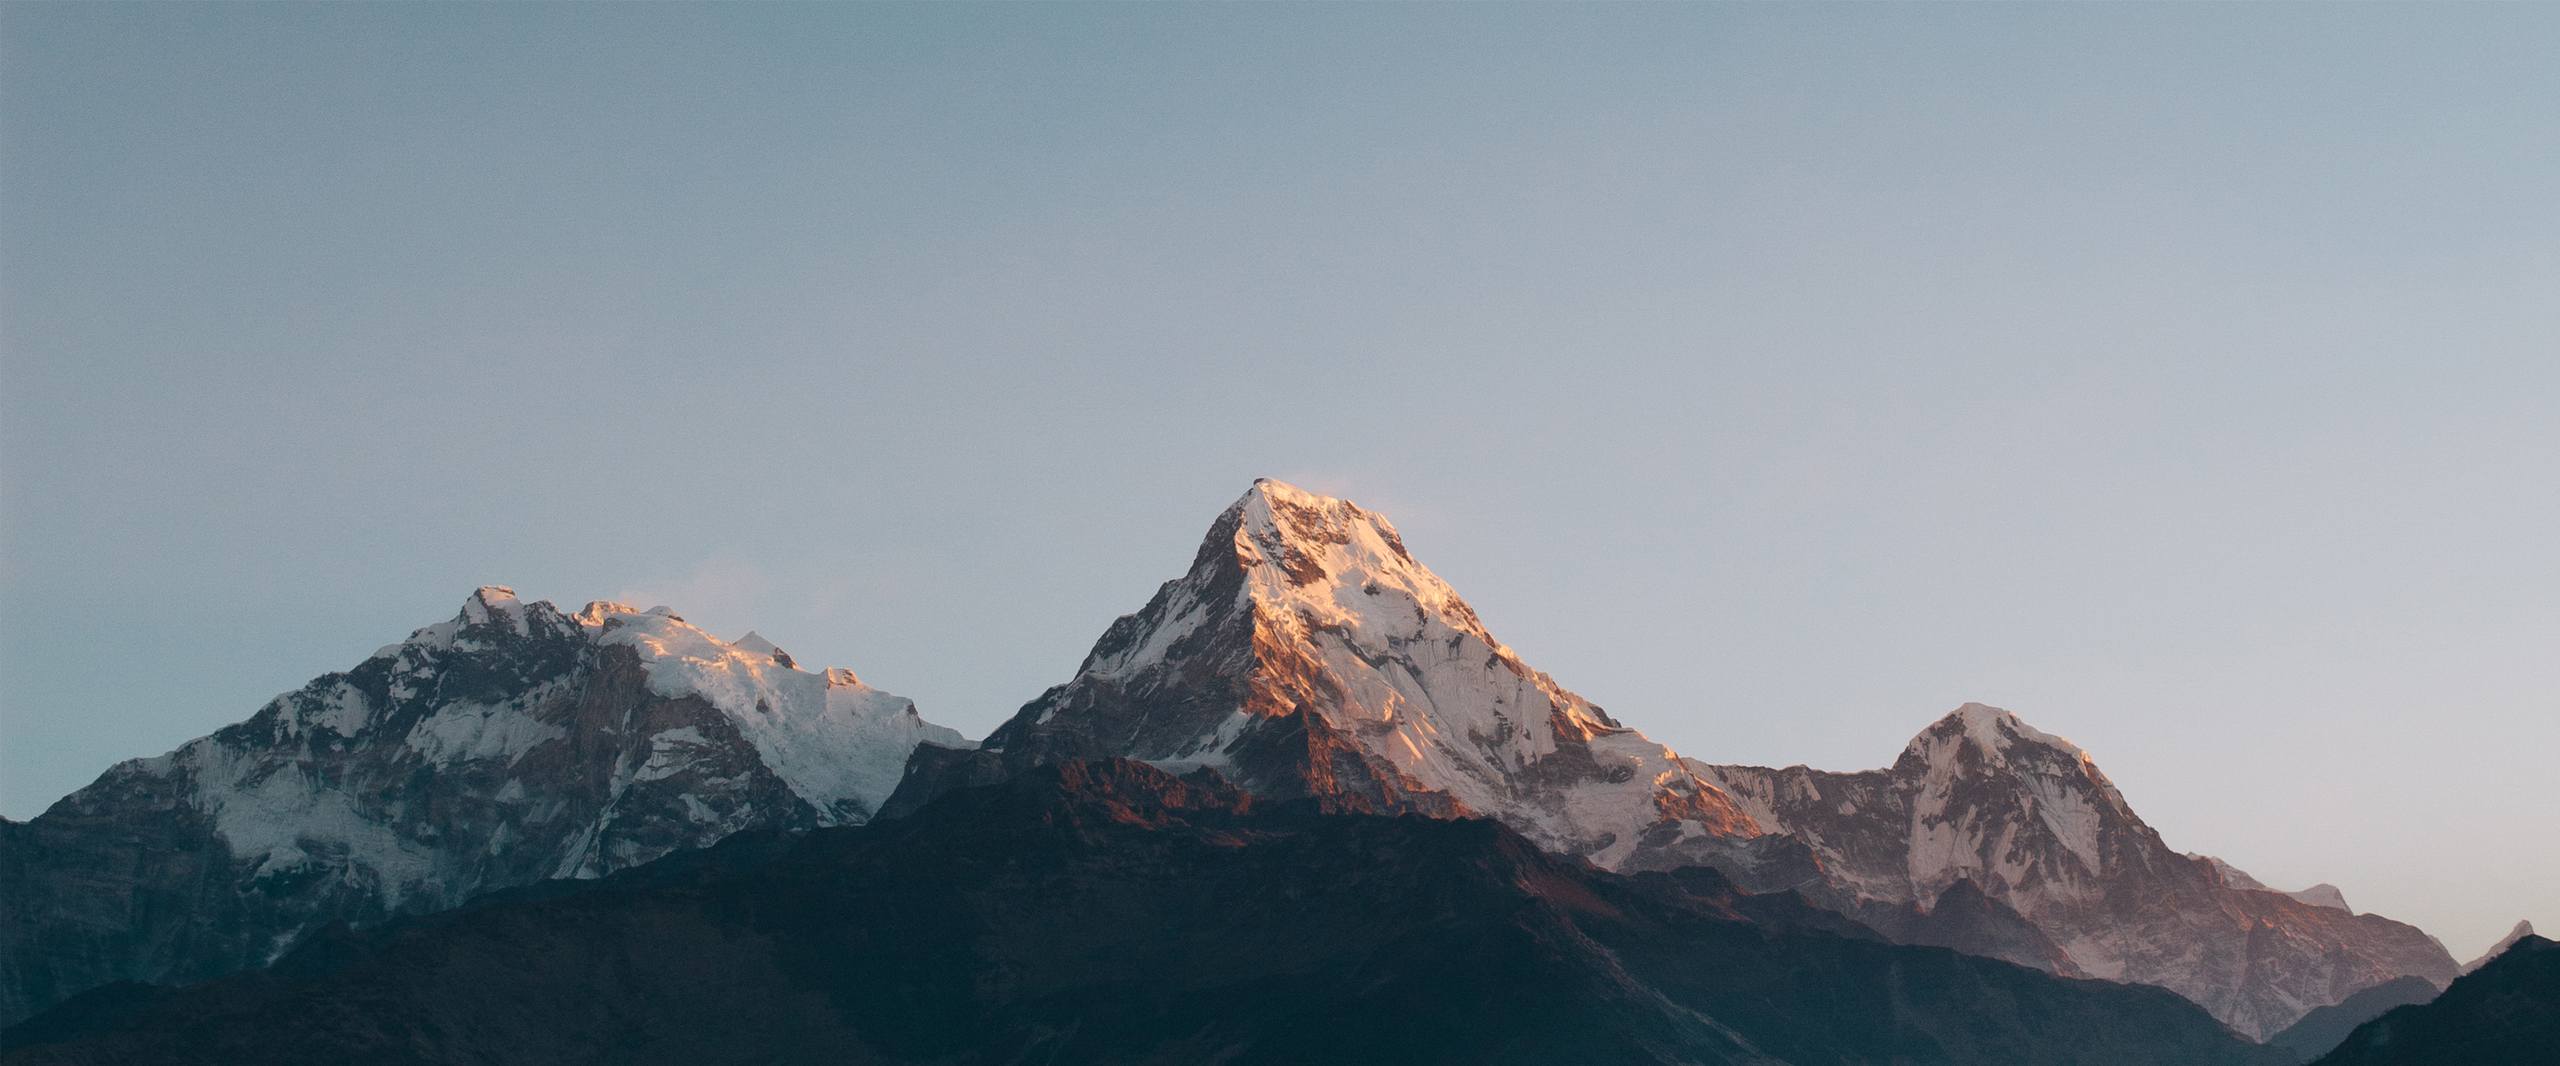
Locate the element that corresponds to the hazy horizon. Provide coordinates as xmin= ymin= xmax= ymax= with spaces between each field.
xmin=4 ymin=3 xmax=2553 ymax=960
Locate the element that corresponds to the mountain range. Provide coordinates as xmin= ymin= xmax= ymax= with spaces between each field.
xmin=0 ymin=480 xmax=2523 ymax=1059
xmin=0 ymin=592 xmax=964 ymax=1025
xmin=892 ymin=480 xmax=2459 ymax=1039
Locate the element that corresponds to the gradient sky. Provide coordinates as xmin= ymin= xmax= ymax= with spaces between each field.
xmin=3 ymin=4 xmax=2553 ymax=958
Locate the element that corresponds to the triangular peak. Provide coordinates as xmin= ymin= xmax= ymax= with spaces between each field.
xmin=458 ymin=586 xmax=531 ymax=633
xmin=1209 ymin=479 xmax=1487 ymax=643
xmin=461 ymin=585 xmax=520 ymax=618
xmin=2465 ymin=919 xmax=2542 ymax=972
xmin=1227 ymin=479 xmax=1417 ymax=563
xmin=972 ymin=479 xmax=1729 ymax=871
xmin=1901 ymin=702 xmax=2090 ymax=766
xmin=732 ymin=631 xmax=794 ymax=667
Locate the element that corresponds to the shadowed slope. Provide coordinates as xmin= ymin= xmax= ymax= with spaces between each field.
xmin=2314 ymin=935 xmax=2559 ymax=1065
xmin=6 ymin=761 xmax=2283 ymax=1066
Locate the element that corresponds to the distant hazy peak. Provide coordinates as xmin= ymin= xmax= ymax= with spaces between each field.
xmin=2466 ymin=919 xmax=2539 ymax=973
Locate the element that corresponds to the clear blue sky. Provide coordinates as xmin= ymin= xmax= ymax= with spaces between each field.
xmin=3 ymin=4 xmax=2552 ymax=958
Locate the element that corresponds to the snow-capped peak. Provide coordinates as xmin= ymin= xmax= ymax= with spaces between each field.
xmin=732 ymin=631 xmax=794 ymax=668
xmin=1234 ymin=481 xmax=1437 ymax=594
xmin=1223 ymin=479 xmax=1527 ymax=680
xmin=459 ymin=586 xmax=525 ymax=629
xmin=348 ymin=590 xmax=967 ymax=825
xmin=1707 ymin=697 xmax=2460 ymax=1038
xmin=1902 ymin=703 xmax=2093 ymax=772
xmin=984 ymin=479 xmax=1756 ymax=873
xmin=215 ymin=589 xmax=973 ymax=883
xmin=1890 ymin=704 xmax=2136 ymax=914
xmin=9 ymin=583 xmax=983 ymax=1023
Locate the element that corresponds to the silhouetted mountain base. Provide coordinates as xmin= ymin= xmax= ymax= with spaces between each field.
xmin=4 ymin=761 xmax=2284 ymax=1066
xmin=2314 ymin=934 xmax=2559 ymax=1065
xmin=2266 ymin=976 xmax=2436 ymax=1061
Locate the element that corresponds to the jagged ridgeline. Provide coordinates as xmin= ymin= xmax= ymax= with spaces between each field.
xmin=0 ymin=481 xmax=2480 ymax=1047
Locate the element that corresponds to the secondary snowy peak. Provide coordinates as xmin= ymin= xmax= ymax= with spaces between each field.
xmin=460 ymin=585 xmax=525 ymax=628
xmin=1894 ymin=705 xmax=2159 ymax=907
xmin=2 ymin=587 xmax=967 ymax=1027
xmin=1073 ymin=480 xmax=1527 ymax=688
xmin=292 ymin=590 xmax=965 ymax=823
xmin=1697 ymin=703 xmax=2461 ymax=1039
xmin=1901 ymin=703 xmax=2093 ymax=769
xmin=1228 ymin=480 xmax=1519 ymax=662
xmin=575 ymin=601 xmax=969 ymax=821
xmin=965 ymin=480 xmax=1765 ymax=875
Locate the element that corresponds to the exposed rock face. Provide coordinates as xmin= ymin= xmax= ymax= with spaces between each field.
xmin=2314 ymin=934 xmax=2559 ymax=1065
xmin=909 ymin=479 xmax=1795 ymax=885
xmin=0 ymin=588 xmax=966 ymax=1027
xmin=0 ymin=760 xmax=2289 ymax=1066
xmin=1695 ymin=705 xmax=2461 ymax=1039
xmin=900 ymin=481 xmax=2464 ymax=1040
xmin=4 ymin=481 xmax=2478 ymax=1045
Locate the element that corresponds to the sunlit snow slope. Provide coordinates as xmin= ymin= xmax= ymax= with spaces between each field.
xmin=0 ymin=588 xmax=966 ymax=1026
